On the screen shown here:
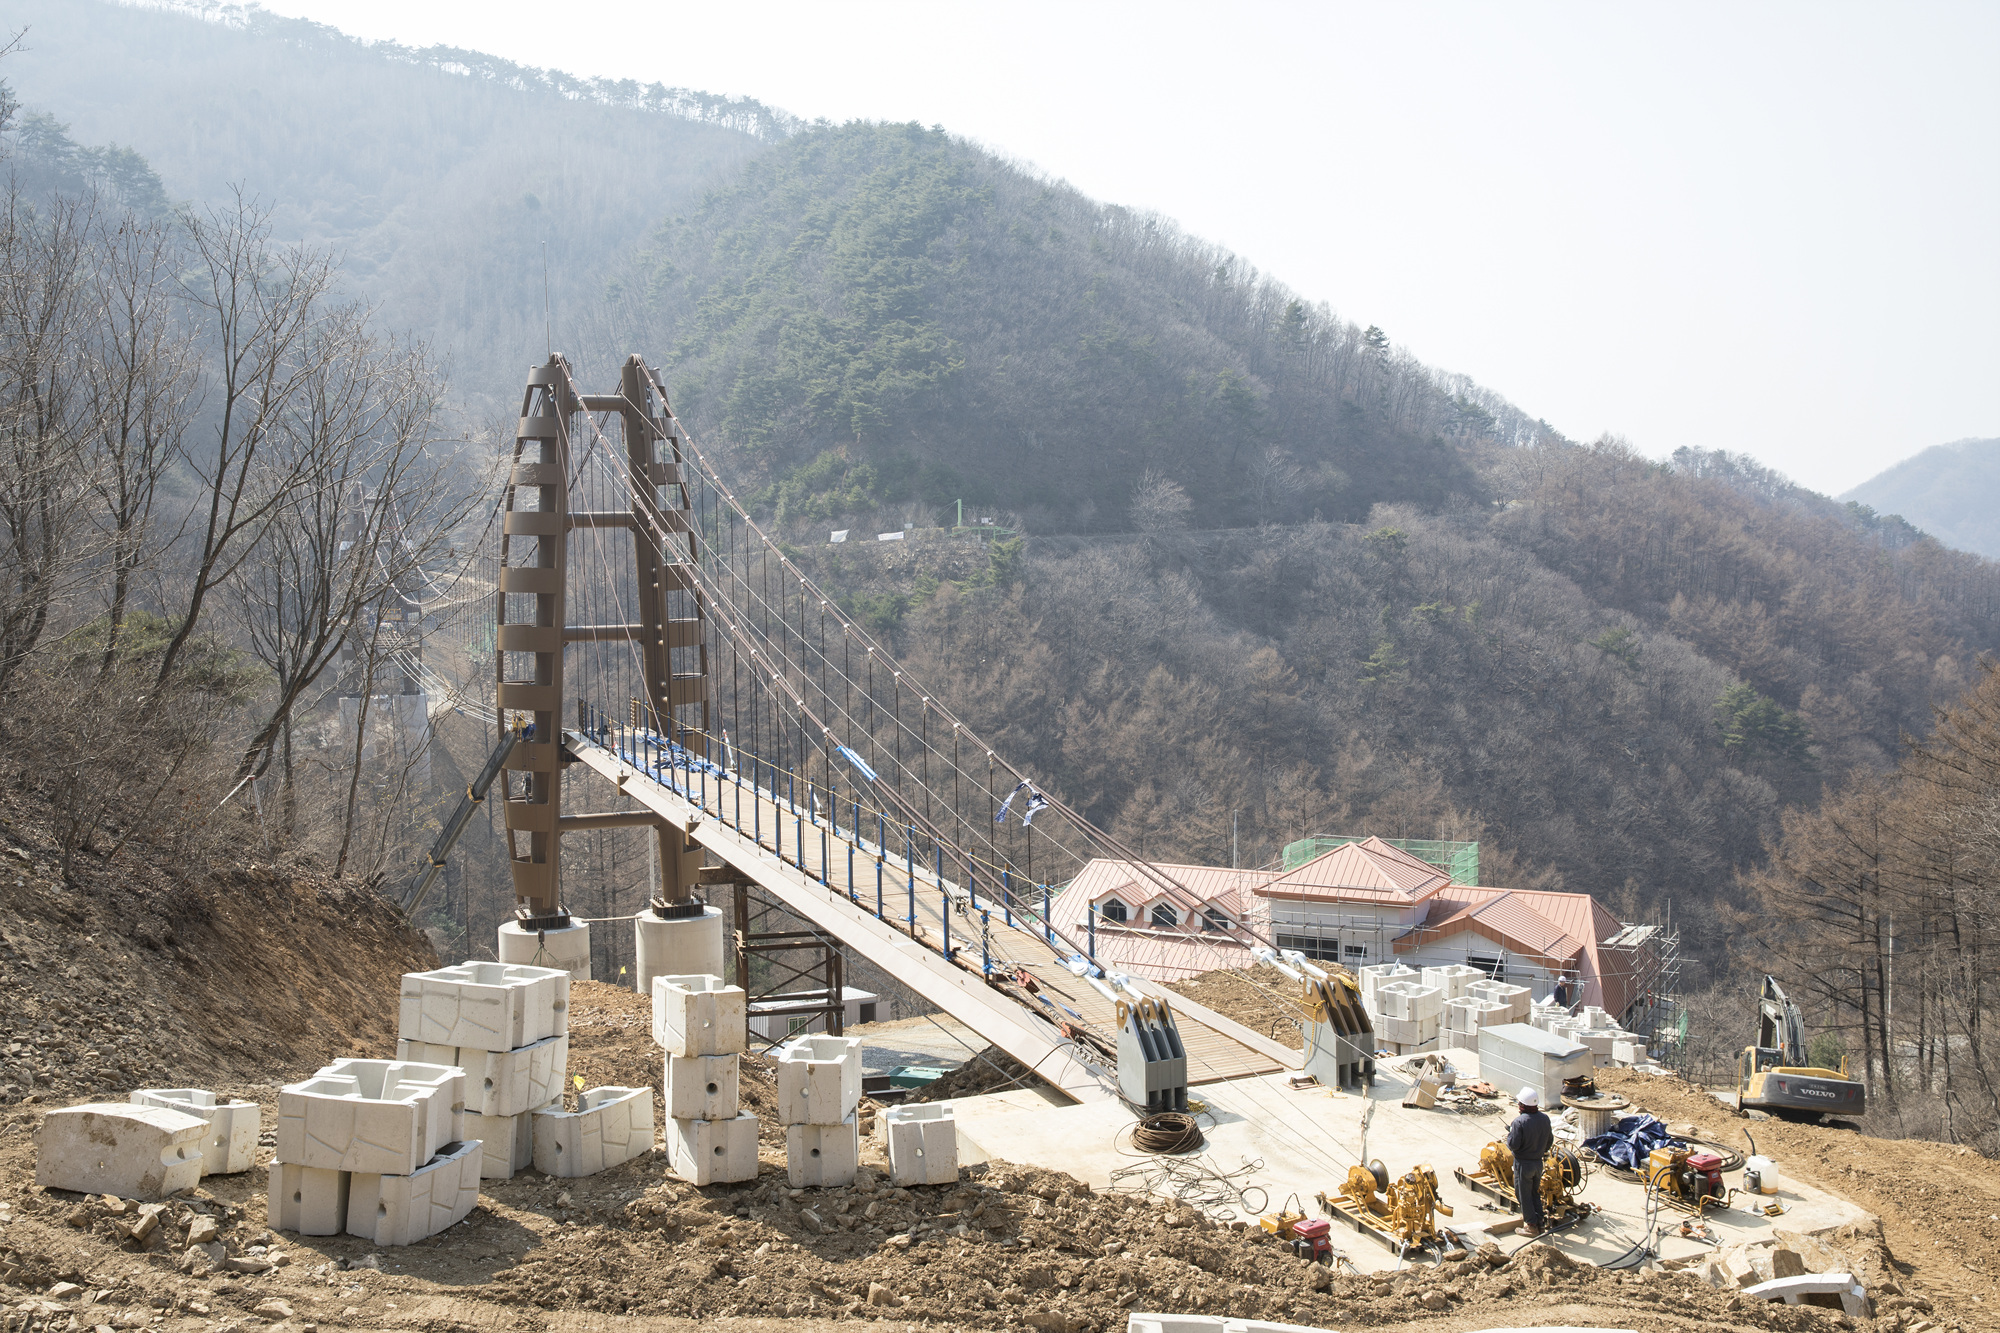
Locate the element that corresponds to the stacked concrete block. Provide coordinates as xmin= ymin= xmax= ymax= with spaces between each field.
xmin=461 ymin=1109 xmax=533 ymax=1181
xmin=275 ymin=1059 xmax=464 ymax=1175
xmin=268 ymin=1059 xmax=478 ymax=1246
xmin=531 ymin=1087 xmax=654 ymax=1178
xmin=656 ymin=973 xmax=757 ymax=1185
xmin=1611 ymin=1039 xmax=1649 ymax=1065
xmin=400 ymin=962 xmax=570 ymax=1050
xmin=776 ymin=1034 xmax=864 ymax=1188
xmin=1373 ymin=981 xmax=1443 ymax=1050
xmin=1578 ymin=1005 xmax=1614 ymax=1030
xmin=346 ymin=1139 xmax=481 ymax=1247
xmin=1442 ymin=997 xmax=1508 ymax=1040
xmin=665 ymin=1112 xmax=760 ymax=1185
xmin=1356 ymin=963 xmax=1417 ymax=1012
xmin=398 ymin=962 xmax=572 ymax=1181
xmin=653 ymin=973 xmax=748 ymax=1056
xmin=1529 ymin=996 xmax=1569 ymax=1031
xmin=1465 ymin=981 xmax=1532 ymax=1023
xmin=34 ymin=1103 xmax=207 ymax=1199
xmin=664 ymin=1054 xmax=739 ymax=1121
xmin=269 ymin=1162 xmax=350 ymax=1235
xmin=885 ymin=1103 xmax=958 ymax=1187
xmin=129 ymin=1088 xmax=258 ymax=1177
xmin=1420 ymin=964 xmax=1485 ymax=1001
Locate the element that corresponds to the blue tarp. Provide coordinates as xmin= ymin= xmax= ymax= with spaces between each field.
xmin=1582 ymin=1113 xmax=1680 ymax=1170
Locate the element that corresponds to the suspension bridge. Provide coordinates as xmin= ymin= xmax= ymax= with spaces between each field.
xmin=405 ymin=353 xmax=1320 ymax=1106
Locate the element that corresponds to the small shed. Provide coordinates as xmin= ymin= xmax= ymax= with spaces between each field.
xmin=1477 ymin=1022 xmax=1592 ymax=1107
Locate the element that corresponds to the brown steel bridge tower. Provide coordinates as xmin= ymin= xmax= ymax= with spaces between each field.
xmin=492 ymin=354 xmax=712 ymax=974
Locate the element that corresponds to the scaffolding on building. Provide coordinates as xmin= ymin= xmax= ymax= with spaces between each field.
xmin=1597 ymin=921 xmax=1686 ymax=1065
xmin=1281 ymin=835 xmax=1480 ymax=885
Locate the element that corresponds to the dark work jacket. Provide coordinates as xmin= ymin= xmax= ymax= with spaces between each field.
xmin=1507 ymin=1108 xmax=1553 ymax=1162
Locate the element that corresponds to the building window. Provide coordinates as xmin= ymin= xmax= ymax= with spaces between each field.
xmin=858 ymin=1003 xmax=877 ymax=1024
xmin=1202 ymin=908 xmax=1232 ymax=932
xmin=1468 ymin=952 xmax=1507 ymax=982
xmin=1345 ymin=944 xmax=1368 ymax=961
xmin=1150 ymin=904 xmax=1179 ymax=929
xmin=1099 ymin=898 xmax=1128 ymax=923
xmin=1275 ymin=932 xmax=1340 ymax=962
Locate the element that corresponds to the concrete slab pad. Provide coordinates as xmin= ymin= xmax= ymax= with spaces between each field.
xmin=947 ymin=1044 xmax=1872 ymax=1275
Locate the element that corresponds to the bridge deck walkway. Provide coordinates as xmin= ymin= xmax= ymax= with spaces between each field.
xmin=566 ymin=729 xmax=1286 ymax=1097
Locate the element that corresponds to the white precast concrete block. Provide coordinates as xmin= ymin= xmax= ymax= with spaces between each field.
xmin=651 ymin=974 xmax=747 ymax=1056
xmin=276 ymin=1060 xmax=465 ymax=1176
xmin=267 ymin=1162 xmax=351 ymax=1235
xmin=461 ymin=1108 xmax=538 ymax=1180
xmin=1577 ymin=1029 xmax=1617 ymax=1060
xmin=397 ymin=1034 xmax=567 ymax=1118
xmin=664 ymin=1054 xmax=740 ymax=1121
xmin=129 ymin=1089 xmax=258 ymax=1176
xmin=399 ymin=962 xmax=571 ymax=1052
xmin=884 ymin=1103 xmax=957 ymax=1186
xmin=1404 ymin=984 xmax=1443 ymax=1021
xmin=497 ymin=919 xmax=592 ymax=981
xmin=1579 ymin=1005 xmax=1613 ymax=1030
xmin=667 ymin=1112 xmax=759 ymax=1185
xmin=1420 ymin=964 xmax=1484 ymax=1000
xmin=786 ymin=1113 xmax=859 ymax=1188
xmin=346 ymin=1139 xmax=482 ymax=1247
xmin=1357 ymin=964 xmax=1417 ymax=1008
xmin=531 ymin=1086 xmax=655 ymax=1178
xmin=34 ymin=1104 xmax=206 ymax=1199
xmin=1374 ymin=982 xmax=1417 ymax=1021
xmin=773 ymin=1035 xmax=863 ymax=1126
xmin=1465 ymin=981 xmax=1532 ymax=1021
xmin=1612 ymin=1039 xmax=1648 ymax=1065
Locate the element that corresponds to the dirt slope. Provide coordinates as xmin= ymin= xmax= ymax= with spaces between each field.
xmin=0 ymin=785 xmax=435 ymax=1107
xmin=1595 ymin=1066 xmax=2000 ymax=1322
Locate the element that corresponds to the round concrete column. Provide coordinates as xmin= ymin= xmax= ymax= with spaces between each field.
xmin=498 ymin=919 xmax=593 ymax=981
xmin=634 ymin=906 xmax=726 ymax=994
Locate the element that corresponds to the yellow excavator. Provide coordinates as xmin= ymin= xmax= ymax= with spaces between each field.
xmin=1737 ymin=976 xmax=1865 ymax=1119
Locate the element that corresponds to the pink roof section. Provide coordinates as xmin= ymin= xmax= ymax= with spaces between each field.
xmin=1053 ymin=839 xmax=1658 ymax=1016
xmin=1261 ymin=837 xmax=1454 ymax=904
xmin=1393 ymin=885 xmax=1642 ymax=1014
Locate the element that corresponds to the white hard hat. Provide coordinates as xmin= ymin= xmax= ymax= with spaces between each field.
xmin=1518 ymin=1086 xmax=1540 ymax=1106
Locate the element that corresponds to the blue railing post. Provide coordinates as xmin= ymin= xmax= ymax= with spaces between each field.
xmin=905 ymin=827 xmax=916 ymax=930
xmin=753 ymin=763 xmax=762 ymax=847
xmin=1088 ymin=904 xmax=1096 ymax=962
xmin=1043 ymin=883 xmax=1053 ymax=946
xmin=820 ymin=827 xmax=829 ymax=885
xmin=875 ymin=856 xmax=885 ymax=919
xmin=1002 ymin=870 xmax=1013 ymax=928
xmin=941 ymin=887 xmax=950 ymax=958
xmin=847 ymin=845 xmax=856 ymax=902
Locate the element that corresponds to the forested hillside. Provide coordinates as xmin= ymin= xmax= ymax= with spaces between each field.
xmin=594 ymin=120 xmax=2000 ymax=970
xmin=4 ymin=0 xmax=777 ymax=410
xmin=601 ymin=122 xmax=1536 ymax=531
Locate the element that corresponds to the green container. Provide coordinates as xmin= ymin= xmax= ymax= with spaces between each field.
xmin=887 ymin=1065 xmax=950 ymax=1089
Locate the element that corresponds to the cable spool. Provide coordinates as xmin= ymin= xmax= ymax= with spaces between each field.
xmin=1129 ymin=1111 xmax=1205 ymax=1155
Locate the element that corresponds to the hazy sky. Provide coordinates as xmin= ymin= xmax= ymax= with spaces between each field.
xmin=256 ymin=0 xmax=1996 ymax=496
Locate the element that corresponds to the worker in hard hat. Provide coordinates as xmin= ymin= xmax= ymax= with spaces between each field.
xmin=1506 ymin=1086 xmax=1553 ymax=1237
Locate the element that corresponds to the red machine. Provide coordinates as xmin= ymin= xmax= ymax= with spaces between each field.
xmin=1289 ymin=1217 xmax=1335 ymax=1264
